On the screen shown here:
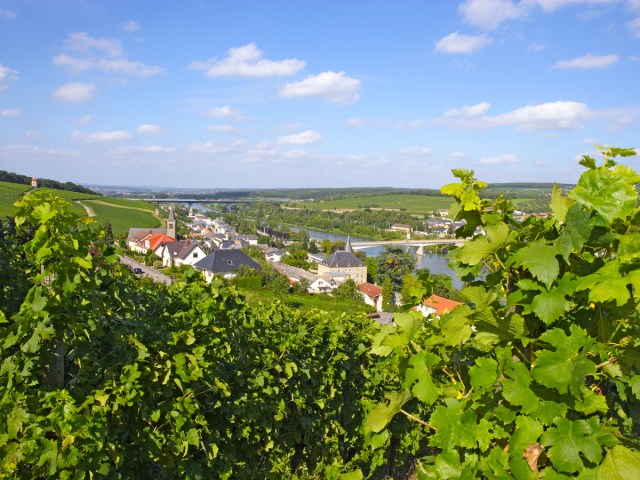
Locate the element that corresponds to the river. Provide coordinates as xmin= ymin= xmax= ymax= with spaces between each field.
xmin=289 ymin=227 xmax=462 ymax=289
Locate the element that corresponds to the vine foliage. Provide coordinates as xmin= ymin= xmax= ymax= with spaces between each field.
xmin=363 ymin=146 xmax=640 ymax=478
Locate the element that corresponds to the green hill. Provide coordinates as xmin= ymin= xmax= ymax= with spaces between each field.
xmin=0 ymin=181 xmax=162 ymax=237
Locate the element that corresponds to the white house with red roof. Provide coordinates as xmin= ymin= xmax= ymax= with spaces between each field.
xmin=358 ymin=282 xmax=383 ymax=312
xmin=414 ymin=295 xmax=463 ymax=319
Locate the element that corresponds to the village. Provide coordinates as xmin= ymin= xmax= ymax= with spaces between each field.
xmin=124 ymin=207 xmax=465 ymax=322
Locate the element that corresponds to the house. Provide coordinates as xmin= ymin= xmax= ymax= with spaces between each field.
xmin=127 ymin=206 xmax=179 ymax=253
xmin=307 ymin=252 xmax=326 ymax=264
xmin=317 ymin=237 xmax=367 ymax=285
xmin=415 ymin=295 xmax=463 ymax=319
xmin=265 ymin=248 xmax=285 ymax=263
xmin=194 ymin=249 xmax=261 ymax=282
xmin=358 ymin=282 xmax=383 ymax=312
xmin=137 ymin=232 xmax=176 ymax=255
xmin=390 ymin=224 xmax=413 ymax=234
xmin=272 ymin=262 xmax=336 ymax=293
xmin=126 ymin=228 xmax=166 ymax=251
xmin=160 ymin=240 xmax=206 ymax=267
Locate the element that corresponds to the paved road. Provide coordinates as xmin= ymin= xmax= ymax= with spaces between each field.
xmin=119 ymin=255 xmax=173 ymax=286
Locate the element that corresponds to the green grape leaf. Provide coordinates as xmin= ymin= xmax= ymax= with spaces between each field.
xmin=455 ymin=222 xmax=510 ymax=266
xmin=575 ymin=388 xmax=609 ymax=415
xmin=363 ymin=390 xmax=411 ymax=434
xmin=531 ymin=288 xmax=571 ymax=325
xmin=440 ymin=305 xmax=474 ymax=346
xmin=502 ymin=362 xmax=540 ymax=414
xmin=469 ymin=357 xmax=498 ymax=389
xmin=429 ymin=399 xmax=491 ymax=451
xmin=597 ymin=445 xmax=640 ymax=480
xmin=570 ymin=165 xmax=639 ymax=224
xmin=550 ymin=183 xmax=574 ymax=223
xmin=533 ymin=326 xmax=596 ymax=395
xmin=541 ymin=418 xmax=604 ymax=474
xmin=509 ymin=415 xmax=544 ymax=480
xmin=412 ymin=375 xmax=440 ymax=405
xmin=513 ymin=240 xmax=560 ymax=289
xmin=555 ymin=204 xmax=592 ymax=261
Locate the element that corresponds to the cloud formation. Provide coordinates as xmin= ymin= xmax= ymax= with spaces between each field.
xmin=435 ymin=32 xmax=491 ymax=54
xmin=279 ymin=71 xmax=360 ymax=104
xmin=478 ymin=153 xmax=520 ymax=164
xmin=85 ymin=131 xmax=131 ymax=142
xmin=207 ymin=106 xmax=242 ymax=119
xmin=399 ymin=146 xmax=433 ymax=155
xmin=438 ymin=100 xmax=593 ymax=130
xmin=121 ymin=20 xmax=140 ymax=32
xmin=0 ymin=9 xmax=16 ymax=19
xmin=53 ymin=82 xmax=96 ymax=103
xmin=0 ymin=64 xmax=19 ymax=91
xmin=459 ymin=0 xmax=525 ymax=30
xmin=277 ymin=130 xmax=322 ymax=145
xmin=137 ymin=123 xmax=164 ymax=135
xmin=1 ymin=108 xmax=22 ymax=117
xmin=190 ymin=43 xmax=305 ymax=77
xmin=114 ymin=145 xmax=176 ymax=154
xmin=52 ymin=32 xmax=163 ymax=77
xmin=553 ymin=53 xmax=620 ymax=69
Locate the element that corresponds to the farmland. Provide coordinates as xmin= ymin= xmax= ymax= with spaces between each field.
xmin=289 ymin=193 xmax=454 ymax=215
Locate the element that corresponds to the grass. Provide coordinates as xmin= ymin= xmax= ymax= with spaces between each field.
xmin=243 ymin=289 xmax=373 ymax=315
xmin=95 ymin=197 xmax=157 ymax=210
xmin=0 ymin=182 xmax=31 ymax=217
xmin=290 ymin=194 xmax=454 ymax=215
xmin=85 ymin=200 xmax=161 ymax=237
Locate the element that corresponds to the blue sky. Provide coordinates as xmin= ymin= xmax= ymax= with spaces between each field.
xmin=0 ymin=0 xmax=639 ymax=189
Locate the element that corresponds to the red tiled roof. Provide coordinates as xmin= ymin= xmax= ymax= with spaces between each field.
xmin=358 ymin=282 xmax=382 ymax=297
xmin=146 ymin=233 xmax=176 ymax=251
xmin=422 ymin=295 xmax=463 ymax=315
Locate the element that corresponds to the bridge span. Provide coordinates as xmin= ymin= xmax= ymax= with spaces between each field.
xmin=351 ymin=238 xmax=464 ymax=255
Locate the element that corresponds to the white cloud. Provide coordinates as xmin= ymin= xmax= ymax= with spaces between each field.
xmin=85 ymin=130 xmax=131 ymax=142
xmin=438 ymin=100 xmax=593 ymax=130
xmin=205 ymin=124 xmax=238 ymax=133
xmin=0 ymin=64 xmax=19 ymax=91
xmin=458 ymin=0 xmax=526 ymax=30
xmin=53 ymin=82 xmax=96 ymax=103
xmin=76 ymin=114 xmax=93 ymax=125
xmin=278 ymin=122 xmax=303 ymax=130
xmin=190 ymin=43 xmax=305 ymax=78
xmin=346 ymin=117 xmax=370 ymax=128
xmin=478 ymin=153 xmax=520 ymax=165
xmin=449 ymin=151 xmax=469 ymax=160
xmin=630 ymin=17 xmax=640 ymax=37
xmin=189 ymin=140 xmax=245 ymax=154
xmin=534 ymin=160 xmax=546 ymax=166
xmin=207 ymin=105 xmax=242 ymax=119
xmin=399 ymin=146 xmax=433 ymax=155
xmin=1 ymin=108 xmax=22 ymax=117
xmin=282 ymin=149 xmax=310 ymax=159
xmin=553 ymin=53 xmax=620 ymax=69
xmin=435 ymin=32 xmax=491 ymax=54
xmin=114 ymin=145 xmax=176 ymax=154
xmin=137 ymin=123 xmax=164 ymax=135
xmin=277 ymin=130 xmax=322 ymax=145
xmin=0 ymin=9 xmax=16 ymax=19
xmin=25 ymin=130 xmax=42 ymax=138
xmin=52 ymin=32 xmax=163 ymax=77
xmin=279 ymin=71 xmax=360 ymax=104
xmin=121 ymin=20 xmax=140 ymax=32
xmin=528 ymin=42 xmax=547 ymax=52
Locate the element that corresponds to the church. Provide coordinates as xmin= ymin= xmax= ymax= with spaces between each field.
xmin=317 ymin=237 xmax=367 ymax=285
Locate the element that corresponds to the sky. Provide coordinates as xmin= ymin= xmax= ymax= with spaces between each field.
xmin=0 ymin=0 xmax=639 ymax=189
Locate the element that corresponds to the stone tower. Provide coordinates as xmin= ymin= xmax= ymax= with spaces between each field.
xmin=166 ymin=207 xmax=177 ymax=239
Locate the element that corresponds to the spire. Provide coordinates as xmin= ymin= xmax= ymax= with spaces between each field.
xmin=345 ymin=235 xmax=352 ymax=252
xmin=166 ymin=206 xmax=177 ymax=239
xmin=168 ymin=206 xmax=176 ymax=222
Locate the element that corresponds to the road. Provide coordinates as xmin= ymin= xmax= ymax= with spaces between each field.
xmin=119 ymin=255 xmax=173 ymax=286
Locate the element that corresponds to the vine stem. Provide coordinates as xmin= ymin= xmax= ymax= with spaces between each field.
xmin=595 ymin=357 xmax=618 ymax=370
xmin=400 ymin=409 xmax=437 ymax=431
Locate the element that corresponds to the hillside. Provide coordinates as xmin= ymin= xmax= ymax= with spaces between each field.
xmin=0 ymin=181 xmax=162 ymax=237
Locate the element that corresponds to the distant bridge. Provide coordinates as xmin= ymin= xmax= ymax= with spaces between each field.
xmin=138 ymin=198 xmax=281 ymax=204
xmin=351 ymin=238 xmax=464 ymax=255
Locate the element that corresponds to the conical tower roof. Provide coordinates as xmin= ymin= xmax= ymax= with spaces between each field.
xmin=345 ymin=235 xmax=352 ymax=253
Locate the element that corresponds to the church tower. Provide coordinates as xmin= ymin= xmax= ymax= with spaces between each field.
xmin=166 ymin=207 xmax=177 ymax=239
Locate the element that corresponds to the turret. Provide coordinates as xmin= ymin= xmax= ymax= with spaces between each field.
xmin=166 ymin=207 xmax=177 ymax=239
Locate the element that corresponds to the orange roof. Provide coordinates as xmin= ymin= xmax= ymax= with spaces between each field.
xmin=422 ymin=295 xmax=463 ymax=315
xmin=358 ymin=282 xmax=383 ymax=297
xmin=145 ymin=233 xmax=176 ymax=251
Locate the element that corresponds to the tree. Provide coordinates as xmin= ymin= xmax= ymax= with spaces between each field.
xmin=376 ymin=246 xmax=415 ymax=289
xmin=282 ymin=249 xmax=312 ymax=270
xmin=381 ymin=276 xmax=394 ymax=311
xmin=365 ymin=257 xmax=378 ymax=283
xmin=333 ymin=279 xmax=361 ymax=301
xmin=320 ymin=238 xmax=332 ymax=255
xmin=103 ymin=220 xmax=114 ymax=246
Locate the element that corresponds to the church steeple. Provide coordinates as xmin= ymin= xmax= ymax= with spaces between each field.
xmin=345 ymin=235 xmax=352 ymax=253
xmin=166 ymin=207 xmax=177 ymax=239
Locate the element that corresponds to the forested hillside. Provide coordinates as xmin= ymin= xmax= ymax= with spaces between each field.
xmin=0 ymin=169 xmax=97 ymax=195
xmin=1 ymin=147 xmax=639 ymax=478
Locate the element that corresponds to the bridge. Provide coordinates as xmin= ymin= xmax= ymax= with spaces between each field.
xmin=136 ymin=197 xmax=281 ymax=214
xmin=351 ymin=238 xmax=464 ymax=255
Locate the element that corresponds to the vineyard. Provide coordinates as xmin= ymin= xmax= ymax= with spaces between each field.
xmin=1 ymin=146 xmax=639 ymax=478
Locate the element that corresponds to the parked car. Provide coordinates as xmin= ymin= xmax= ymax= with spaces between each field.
xmin=133 ymin=267 xmax=143 ymax=274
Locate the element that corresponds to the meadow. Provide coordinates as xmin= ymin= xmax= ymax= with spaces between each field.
xmin=0 ymin=182 xmax=30 ymax=217
xmin=291 ymin=193 xmax=454 ymax=215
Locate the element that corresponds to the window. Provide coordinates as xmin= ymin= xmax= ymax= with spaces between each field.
xmin=193 ymin=253 xmax=198 ymax=258
xmin=227 ymin=260 xmax=233 ymax=265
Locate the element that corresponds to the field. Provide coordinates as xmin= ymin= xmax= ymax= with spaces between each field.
xmin=0 ymin=182 xmax=31 ymax=217
xmin=0 ymin=181 xmax=162 ymax=237
xmin=291 ymin=194 xmax=454 ymax=215
xmin=243 ymin=289 xmax=373 ymax=315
